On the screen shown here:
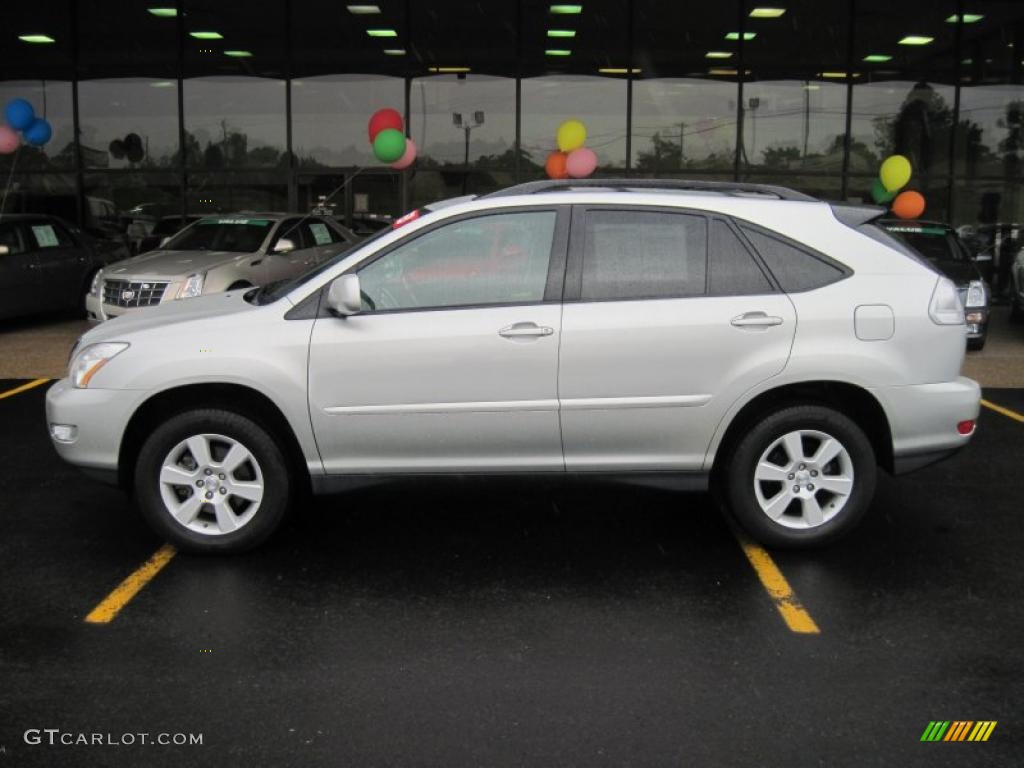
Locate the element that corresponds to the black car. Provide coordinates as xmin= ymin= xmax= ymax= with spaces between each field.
xmin=880 ymin=219 xmax=990 ymax=350
xmin=136 ymin=214 xmax=203 ymax=255
xmin=0 ymin=214 xmax=121 ymax=321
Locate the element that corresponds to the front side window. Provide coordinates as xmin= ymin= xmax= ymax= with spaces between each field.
xmin=358 ymin=211 xmax=556 ymax=312
xmin=165 ymin=218 xmax=273 ymax=252
xmin=581 ymin=210 xmax=707 ymax=301
xmin=0 ymin=223 xmax=25 ymax=254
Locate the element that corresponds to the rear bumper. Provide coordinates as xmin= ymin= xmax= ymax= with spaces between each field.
xmin=869 ymin=377 xmax=981 ymax=472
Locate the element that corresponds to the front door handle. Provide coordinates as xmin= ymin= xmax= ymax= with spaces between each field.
xmin=498 ymin=322 xmax=554 ymax=339
xmin=731 ymin=311 xmax=784 ymax=329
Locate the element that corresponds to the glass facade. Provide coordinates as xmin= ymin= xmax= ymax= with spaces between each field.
xmin=2 ymin=0 xmax=1023 ymax=232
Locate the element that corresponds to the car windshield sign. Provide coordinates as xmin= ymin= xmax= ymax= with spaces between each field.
xmin=164 ymin=218 xmax=272 ymax=252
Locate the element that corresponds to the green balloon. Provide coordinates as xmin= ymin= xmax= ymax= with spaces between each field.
xmin=871 ymin=178 xmax=895 ymax=205
xmin=373 ymin=128 xmax=406 ymax=164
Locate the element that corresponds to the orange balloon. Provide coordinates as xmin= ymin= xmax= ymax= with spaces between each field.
xmin=891 ymin=190 xmax=925 ymax=219
xmin=545 ymin=150 xmax=568 ymax=179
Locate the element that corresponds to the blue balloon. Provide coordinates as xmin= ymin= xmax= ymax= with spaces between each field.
xmin=4 ymin=98 xmax=35 ymax=131
xmin=24 ymin=118 xmax=52 ymax=146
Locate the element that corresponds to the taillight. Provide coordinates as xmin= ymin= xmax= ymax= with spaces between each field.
xmin=928 ymin=276 xmax=965 ymax=325
xmin=957 ymin=420 xmax=975 ymax=435
xmin=392 ymin=209 xmax=421 ymax=229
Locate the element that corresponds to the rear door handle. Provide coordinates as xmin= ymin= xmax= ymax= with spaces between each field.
xmin=499 ymin=322 xmax=554 ymax=338
xmin=731 ymin=311 xmax=784 ymax=329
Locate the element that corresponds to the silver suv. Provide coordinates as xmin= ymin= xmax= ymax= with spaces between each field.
xmin=47 ymin=180 xmax=980 ymax=553
xmin=84 ymin=212 xmax=357 ymax=323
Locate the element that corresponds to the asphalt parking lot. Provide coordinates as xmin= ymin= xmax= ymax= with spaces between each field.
xmin=1 ymin=375 xmax=1022 ymax=767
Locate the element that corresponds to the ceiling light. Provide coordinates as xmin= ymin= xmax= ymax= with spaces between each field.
xmin=428 ymin=66 xmax=471 ymax=73
xmin=189 ymin=31 xmax=224 ymax=40
xmin=547 ymin=29 xmax=576 ymax=37
xmin=546 ymin=49 xmax=572 ymax=56
xmin=803 ymin=84 xmax=820 ymax=91
xmin=899 ymin=35 xmax=934 ymax=45
xmin=383 ymin=49 xmax=406 ymax=55
xmin=818 ymin=71 xmax=860 ymax=78
xmin=549 ymin=4 xmax=583 ymax=14
xmin=598 ymin=67 xmax=641 ymax=74
xmin=150 ymin=81 xmax=175 ymax=88
xmin=749 ymin=7 xmax=786 ymax=18
xmin=346 ymin=4 xmax=381 ymax=13
xmin=946 ymin=13 xmax=984 ymax=24
xmin=224 ymin=50 xmax=253 ymax=57
xmin=863 ymin=54 xmax=892 ymax=62
xmin=708 ymin=67 xmax=739 ymax=75
xmin=705 ymin=51 xmax=733 ymax=59
xmin=366 ymin=28 xmax=398 ymax=37
xmin=18 ymin=34 xmax=56 ymax=43
xmin=725 ymin=32 xmax=756 ymax=41
xmin=146 ymin=7 xmax=177 ymax=17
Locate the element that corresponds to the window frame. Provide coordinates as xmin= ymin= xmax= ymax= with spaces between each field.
xmin=733 ymin=218 xmax=853 ymax=293
xmin=333 ymin=205 xmax=571 ymax=317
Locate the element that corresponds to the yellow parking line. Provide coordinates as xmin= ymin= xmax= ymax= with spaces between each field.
xmin=84 ymin=545 xmax=176 ymax=624
xmin=981 ymin=398 xmax=1024 ymax=423
xmin=734 ymin=532 xmax=821 ymax=634
xmin=0 ymin=378 xmax=50 ymax=400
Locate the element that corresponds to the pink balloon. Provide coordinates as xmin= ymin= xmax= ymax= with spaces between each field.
xmin=0 ymin=125 xmax=19 ymax=155
xmin=390 ymin=137 xmax=417 ymax=170
xmin=566 ymin=147 xmax=597 ymax=178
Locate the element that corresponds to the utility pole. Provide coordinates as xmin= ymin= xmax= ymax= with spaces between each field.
xmin=453 ymin=111 xmax=485 ymax=195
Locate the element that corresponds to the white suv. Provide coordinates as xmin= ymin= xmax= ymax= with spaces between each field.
xmin=46 ymin=180 xmax=980 ymax=553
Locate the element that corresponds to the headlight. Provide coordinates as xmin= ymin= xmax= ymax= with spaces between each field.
xmin=928 ymin=277 xmax=965 ymax=325
xmin=176 ymin=272 xmax=205 ymax=299
xmin=89 ymin=270 xmax=103 ymax=296
xmin=68 ymin=342 xmax=129 ymax=388
xmin=965 ymin=280 xmax=987 ymax=308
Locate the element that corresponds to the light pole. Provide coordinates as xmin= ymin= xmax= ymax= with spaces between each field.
xmin=453 ymin=110 xmax=485 ymax=194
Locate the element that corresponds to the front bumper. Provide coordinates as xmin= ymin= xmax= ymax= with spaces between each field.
xmin=45 ymin=379 xmax=149 ymax=483
xmin=869 ymin=376 xmax=981 ymax=474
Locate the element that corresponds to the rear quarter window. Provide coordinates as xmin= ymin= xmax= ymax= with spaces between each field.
xmin=739 ymin=225 xmax=847 ymax=292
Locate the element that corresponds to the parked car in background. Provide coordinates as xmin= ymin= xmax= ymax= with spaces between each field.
xmin=85 ymin=213 xmax=355 ymax=323
xmin=1013 ymin=247 xmax=1024 ymax=320
xmin=0 ymin=214 xmax=121 ymax=321
xmin=881 ymin=220 xmax=990 ymax=350
xmin=136 ymin=215 xmax=202 ymax=255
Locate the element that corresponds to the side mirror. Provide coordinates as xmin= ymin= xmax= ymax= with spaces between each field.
xmin=0 ymin=245 xmax=9 ymax=256
xmin=273 ymin=237 xmax=296 ymax=254
xmin=326 ymin=274 xmax=362 ymax=317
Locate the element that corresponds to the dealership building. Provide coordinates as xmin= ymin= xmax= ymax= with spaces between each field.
xmin=2 ymin=0 xmax=1023 ymax=231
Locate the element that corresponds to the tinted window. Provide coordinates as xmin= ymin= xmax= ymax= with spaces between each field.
xmin=709 ymin=220 xmax=773 ymax=296
xmin=358 ymin=211 xmax=556 ymax=311
xmin=0 ymin=223 xmax=25 ymax=255
xmin=303 ymin=219 xmax=339 ymax=247
xmin=581 ymin=211 xmax=706 ymax=301
xmin=740 ymin=226 xmax=845 ymax=292
xmin=166 ymin=218 xmax=273 ymax=252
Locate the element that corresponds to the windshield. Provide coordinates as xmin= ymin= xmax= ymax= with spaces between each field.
xmin=883 ymin=225 xmax=967 ymax=263
xmin=163 ymin=217 xmax=273 ymax=252
xmin=153 ymin=217 xmax=192 ymax=236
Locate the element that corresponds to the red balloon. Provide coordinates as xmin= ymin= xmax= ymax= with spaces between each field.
xmin=891 ymin=190 xmax=925 ymax=220
xmin=545 ymin=150 xmax=568 ymax=179
xmin=368 ymin=108 xmax=403 ymax=143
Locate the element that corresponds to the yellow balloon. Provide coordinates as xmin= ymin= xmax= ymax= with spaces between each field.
xmin=879 ymin=154 xmax=912 ymax=192
xmin=557 ymin=119 xmax=587 ymax=152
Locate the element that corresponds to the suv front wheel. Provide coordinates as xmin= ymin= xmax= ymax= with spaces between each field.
xmin=724 ymin=405 xmax=876 ymax=548
xmin=134 ymin=409 xmax=291 ymax=554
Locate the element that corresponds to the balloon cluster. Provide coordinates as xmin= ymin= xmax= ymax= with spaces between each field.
xmin=0 ymin=98 xmax=53 ymax=155
xmin=872 ymin=154 xmax=925 ymax=220
xmin=109 ymin=133 xmax=145 ymax=163
xmin=545 ymin=119 xmax=597 ymax=179
xmin=367 ymin=108 xmax=417 ymax=169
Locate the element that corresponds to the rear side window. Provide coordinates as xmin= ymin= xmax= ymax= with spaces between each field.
xmin=739 ymin=226 xmax=845 ymax=292
xmin=709 ymin=220 xmax=773 ymax=296
xmin=581 ymin=210 xmax=706 ymax=301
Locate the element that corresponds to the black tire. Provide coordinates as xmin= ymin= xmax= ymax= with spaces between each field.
xmin=1011 ymin=301 xmax=1023 ymax=322
xmin=967 ymin=337 xmax=986 ymax=351
xmin=722 ymin=405 xmax=877 ymax=549
xmin=134 ymin=409 xmax=291 ymax=554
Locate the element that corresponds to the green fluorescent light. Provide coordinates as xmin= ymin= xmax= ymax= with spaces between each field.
xmin=863 ymin=54 xmax=892 ymax=62
xmin=346 ymin=4 xmax=381 ymax=13
xmin=899 ymin=35 xmax=934 ymax=45
xmin=546 ymin=49 xmax=572 ymax=56
xmin=150 ymin=80 xmax=175 ymax=88
xmin=547 ymin=29 xmax=576 ymax=38
xmin=749 ymin=7 xmax=786 ymax=18
xmin=946 ymin=13 xmax=984 ymax=24
xmin=818 ymin=71 xmax=860 ymax=79
xmin=705 ymin=51 xmax=733 ymax=59
xmin=224 ymin=50 xmax=253 ymax=57
xmin=366 ymin=28 xmax=398 ymax=37
xmin=18 ymin=34 xmax=55 ymax=43
xmin=725 ymin=31 xmax=756 ymax=41
xmin=598 ymin=67 xmax=641 ymax=74
xmin=189 ymin=31 xmax=224 ymax=40
xmin=146 ymin=7 xmax=177 ymax=17
xmin=383 ymin=48 xmax=406 ymax=55
xmin=428 ymin=66 xmax=470 ymax=73
xmin=549 ymin=4 xmax=583 ymax=14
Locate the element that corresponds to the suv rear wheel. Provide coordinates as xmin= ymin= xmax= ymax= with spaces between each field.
xmin=134 ymin=409 xmax=291 ymax=554
xmin=724 ymin=405 xmax=876 ymax=548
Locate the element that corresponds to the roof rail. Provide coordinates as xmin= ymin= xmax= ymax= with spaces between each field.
xmin=483 ymin=178 xmax=819 ymax=202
